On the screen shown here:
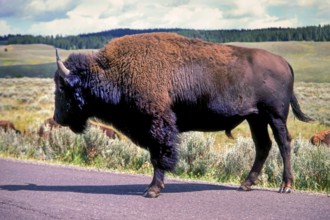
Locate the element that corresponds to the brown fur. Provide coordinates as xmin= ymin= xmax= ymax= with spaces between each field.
xmin=37 ymin=118 xmax=61 ymax=137
xmin=0 ymin=120 xmax=21 ymax=134
xmin=310 ymin=130 xmax=330 ymax=147
xmin=89 ymin=122 xmax=120 ymax=140
xmin=95 ymin=33 xmax=234 ymax=113
xmin=38 ymin=118 xmax=120 ymax=140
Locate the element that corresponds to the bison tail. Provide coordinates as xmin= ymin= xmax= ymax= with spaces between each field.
xmin=288 ymin=63 xmax=313 ymax=123
xmin=290 ymin=93 xmax=314 ymax=122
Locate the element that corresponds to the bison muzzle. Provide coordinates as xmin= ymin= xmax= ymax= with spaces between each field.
xmin=53 ymin=33 xmax=312 ymax=198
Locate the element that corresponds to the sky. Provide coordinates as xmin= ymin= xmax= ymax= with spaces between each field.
xmin=0 ymin=0 xmax=329 ymax=36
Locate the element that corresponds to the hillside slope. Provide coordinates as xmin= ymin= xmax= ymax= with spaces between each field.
xmin=0 ymin=42 xmax=329 ymax=82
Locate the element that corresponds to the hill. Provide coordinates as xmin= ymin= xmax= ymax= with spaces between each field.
xmin=0 ymin=44 xmax=96 ymax=78
xmin=228 ymin=41 xmax=330 ymax=83
xmin=0 ymin=41 xmax=329 ymax=82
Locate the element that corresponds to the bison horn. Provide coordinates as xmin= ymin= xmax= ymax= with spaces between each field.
xmin=56 ymin=48 xmax=70 ymax=77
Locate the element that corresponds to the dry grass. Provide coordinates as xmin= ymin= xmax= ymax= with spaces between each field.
xmin=0 ymin=78 xmax=54 ymax=131
xmin=0 ymin=78 xmax=329 ymax=193
xmin=0 ymin=44 xmax=96 ymax=66
xmin=0 ymin=78 xmax=329 ymax=146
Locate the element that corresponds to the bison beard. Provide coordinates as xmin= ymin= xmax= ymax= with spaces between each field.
xmin=53 ymin=33 xmax=312 ymax=198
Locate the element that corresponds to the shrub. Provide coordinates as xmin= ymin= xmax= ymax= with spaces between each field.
xmin=0 ymin=127 xmax=329 ymax=193
xmin=175 ymin=132 xmax=218 ymax=177
xmin=217 ymin=137 xmax=255 ymax=183
xmin=292 ymin=136 xmax=330 ymax=192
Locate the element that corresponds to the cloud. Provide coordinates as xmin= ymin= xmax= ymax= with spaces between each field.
xmin=26 ymin=1 xmax=226 ymax=35
xmin=162 ymin=5 xmax=224 ymax=29
xmin=24 ymin=0 xmax=77 ymax=21
xmin=0 ymin=20 xmax=20 ymax=35
xmin=246 ymin=16 xmax=299 ymax=29
xmin=0 ymin=0 xmax=78 ymax=21
xmin=229 ymin=0 xmax=267 ymax=18
xmin=0 ymin=0 xmax=329 ymax=36
xmin=0 ymin=0 xmax=27 ymax=17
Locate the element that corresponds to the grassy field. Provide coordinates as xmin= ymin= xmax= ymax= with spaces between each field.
xmin=0 ymin=78 xmax=329 ymax=147
xmin=0 ymin=42 xmax=330 ymax=81
xmin=228 ymin=41 xmax=330 ymax=83
xmin=0 ymin=41 xmax=329 ymax=144
xmin=0 ymin=44 xmax=96 ymax=77
xmin=0 ymin=41 xmax=329 ymax=193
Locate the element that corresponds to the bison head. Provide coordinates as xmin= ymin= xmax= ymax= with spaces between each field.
xmin=53 ymin=49 xmax=90 ymax=133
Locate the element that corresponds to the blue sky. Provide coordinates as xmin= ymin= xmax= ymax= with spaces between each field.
xmin=0 ymin=0 xmax=329 ymax=36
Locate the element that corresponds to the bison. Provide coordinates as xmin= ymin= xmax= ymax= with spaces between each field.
xmin=0 ymin=120 xmax=21 ymax=134
xmin=89 ymin=122 xmax=120 ymax=140
xmin=38 ymin=117 xmax=119 ymax=140
xmin=37 ymin=117 xmax=61 ymax=138
xmin=310 ymin=130 xmax=330 ymax=147
xmin=53 ymin=33 xmax=312 ymax=198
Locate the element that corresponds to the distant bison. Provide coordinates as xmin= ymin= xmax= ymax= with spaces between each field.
xmin=0 ymin=120 xmax=21 ymax=134
xmin=38 ymin=117 xmax=119 ymax=140
xmin=90 ymin=122 xmax=120 ymax=139
xmin=310 ymin=130 xmax=330 ymax=147
xmin=53 ymin=33 xmax=312 ymax=198
xmin=38 ymin=117 xmax=61 ymax=137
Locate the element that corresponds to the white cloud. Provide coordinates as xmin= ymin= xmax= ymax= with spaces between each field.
xmin=230 ymin=0 xmax=267 ymax=18
xmin=0 ymin=20 xmax=20 ymax=35
xmin=1 ymin=0 xmax=329 ymax=35
xmin=296 ymin=0 xmax=316 ymax=6
xmin=246 ymin=16 xmax=299 ymax=29
xmin=25 ymin=0 xmax=73 ymax=13
xmin=162 ymin=5 xmax=224 ymax=29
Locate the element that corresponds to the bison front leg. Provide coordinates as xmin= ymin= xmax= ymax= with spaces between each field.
xmin=143 ymin=114 xmax=178 ymax=198
xmin=143 ymin=165 xmax=165 ymax=198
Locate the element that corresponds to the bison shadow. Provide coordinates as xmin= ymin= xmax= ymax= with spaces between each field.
xmin=0 ymin=182 xmax=238 ymax=196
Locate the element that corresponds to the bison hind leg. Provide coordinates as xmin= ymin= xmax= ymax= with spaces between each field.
xmin=239 ymin=115 xmax=272 ymax=191
xmin=268 ymin=117 xmax=293 ymax=193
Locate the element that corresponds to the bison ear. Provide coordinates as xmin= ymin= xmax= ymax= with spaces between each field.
xmin=56 ymin=48 xmax=71 ymax=78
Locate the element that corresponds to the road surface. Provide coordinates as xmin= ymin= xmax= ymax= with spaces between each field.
xmin=0 ymin=158 xmax=329 ymax=219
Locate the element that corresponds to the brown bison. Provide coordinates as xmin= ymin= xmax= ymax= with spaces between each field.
xmin=53 ymin=33 xmax=312 ymax=198
xmin=89 ymin=121 xmax=120 ymax=139
xmin=310 ymin=130 xmax=330 ymax=147
xmin=38 ymin=118 xmax=119 ymax=140
xmin=0 ymin=120 xmax=21 ymax=134
xmin=38 ymin=117 xmax=61 ymax=137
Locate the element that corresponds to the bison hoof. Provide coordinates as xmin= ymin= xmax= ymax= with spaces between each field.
xmin=278 ymin=187 xmax=292 ymax=193
xmin=238 ymin=184 xmax=252 ymax=191
xmin=143 ymin=187 xmax=161 ymax=198
xmin=278 ymin=182 xmax=292 ymax=193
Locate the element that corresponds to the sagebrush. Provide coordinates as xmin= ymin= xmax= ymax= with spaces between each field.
xmin=1 ymin=128 xmax=329 ymax=193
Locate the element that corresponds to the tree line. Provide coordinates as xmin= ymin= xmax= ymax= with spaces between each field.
xmin=1 ymin=25 xmax=329 ymax=50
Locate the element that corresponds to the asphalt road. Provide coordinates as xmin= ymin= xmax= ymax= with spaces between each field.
xmin=0 ymin=158 xmax=329 ymax=220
